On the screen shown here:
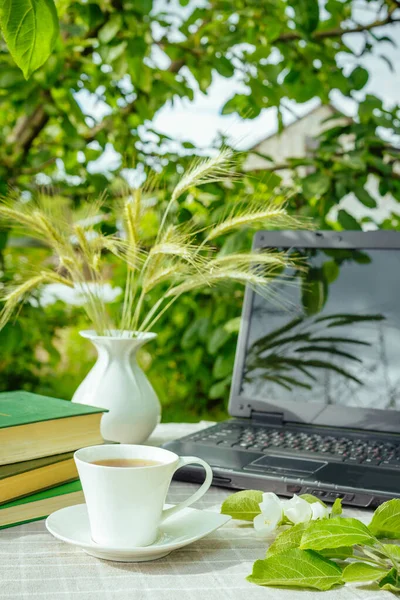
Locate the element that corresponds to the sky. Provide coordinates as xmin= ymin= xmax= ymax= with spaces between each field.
xmin=82 ymin=0 xmax=400 ymax=173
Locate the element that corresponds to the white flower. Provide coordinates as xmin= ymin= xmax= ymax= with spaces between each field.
xmin=311 ymin=502 xmax=329 ymax=520
xmin=253 ymin=492 xmax=284 ymax=537
xmin=36 ymin=282 xmax=122 ymax=307
xmin=284 ymin=495 xmax=312 ymax=525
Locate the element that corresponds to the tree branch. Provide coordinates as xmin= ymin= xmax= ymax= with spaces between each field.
xmin=245 ymin=162 xmax=292 ymax=173
xmin=7 ymin=91 xmax=52 ymax=159
xmin=169 ymin=58 xmax=186 ymax=73
xmin=84 ymin=100 xmax=140 ymax=142
xmin=7 ymin=157 xmax=57 ymax=184
xmin=276 ymin=14 xmax=400 ymax=42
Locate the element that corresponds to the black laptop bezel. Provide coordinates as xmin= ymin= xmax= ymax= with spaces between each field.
xmin=228 ymin=230 xmax=400 ymax=434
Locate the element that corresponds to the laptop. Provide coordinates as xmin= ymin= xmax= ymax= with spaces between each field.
xmin=164 ymin=230 xmax=400 ymax=508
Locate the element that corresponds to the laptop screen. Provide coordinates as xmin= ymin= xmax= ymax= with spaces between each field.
xmin=239 ymin=248 xmax=400 ymax=414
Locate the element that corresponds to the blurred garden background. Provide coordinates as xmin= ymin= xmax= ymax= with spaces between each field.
xmin=0 ymin=0 xmax=399 ymax=422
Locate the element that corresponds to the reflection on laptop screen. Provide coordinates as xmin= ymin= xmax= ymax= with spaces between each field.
xmin=240 ymin=248 xmax=400 ymax=411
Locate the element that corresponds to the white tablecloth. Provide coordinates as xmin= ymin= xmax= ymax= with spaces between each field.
xmin=2 ymin=422 xmax=392 ymax=600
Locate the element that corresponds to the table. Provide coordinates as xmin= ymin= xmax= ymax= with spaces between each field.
xmin=2 ymin=422 xmax=393 ymax=600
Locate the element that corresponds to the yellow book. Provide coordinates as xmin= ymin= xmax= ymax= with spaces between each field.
xmin=0 ymin=452 xmax=79 ymax=504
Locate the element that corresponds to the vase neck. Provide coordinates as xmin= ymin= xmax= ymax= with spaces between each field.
xmin=80 ymin=331 xmax=156 ymax=357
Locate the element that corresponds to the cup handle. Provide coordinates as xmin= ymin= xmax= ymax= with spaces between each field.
xmin=160 ymin=456 xmax=213 ymax=523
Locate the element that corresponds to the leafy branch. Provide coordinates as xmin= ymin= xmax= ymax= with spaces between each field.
xmin=277 ymin=14 xmax=400 ymax=41
xmin=222 ymin=491 xmax=400 ymax=592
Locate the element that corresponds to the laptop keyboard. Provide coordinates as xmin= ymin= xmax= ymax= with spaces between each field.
xmin=188 ymin=422 xmax=400 ymax=468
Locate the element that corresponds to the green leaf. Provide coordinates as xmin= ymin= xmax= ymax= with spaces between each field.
xmin=301 ymin=517 xmax=376 ymax=551
xmin=0 ymin=229 xmax=8 ymax=252
xmin=264 ymin=19 xmax=282 ymax=41
xmin=102 ymin=41 xmax=127 ymax=64
xmin=288 ymin=156 xmax=315 ymax=168
xmin=86 ymin=3 xmax=104 ymax=30
xmin=336 ymin=155 xmax=366 ymax=171
xmin=337 ymin=210 xmax=362 ymax=231
xmin=320 ymin=547 xmax=353 ymax=560
xmin=378 ymin=567 xmax=400 ymax=592
xmin=0 ymin=66 xmax=25 ymax=87
xmin=134 ymin=0 xmax=152 ymax=14
xmin=322 ymin=261 xmax=339 ymax=284
xmin=208 ymin=377 xmax=230 ymax=399
xmin=373 ymin=35 xmax=397 ymax=47
xmin=379 ymin=54 xmax=395 ymax=74
xmin=331 ymin=498 xmax=343 ymax=517
xmin=342 ymin=562 xmax=389 ymax=583
xmin=221 ymin=490 xmax=263 ymax=521
xmin=355 ymin=187 xmax=377 ymax=208
xmin=207 ymin=326 xmax=231 ymax=355
xmin=0 ymin=320 xmax=23 ymax=352
xmin=301 ymin=270 xmax=327 ymax=316
xmin=298 ymin=359 xmax=362 ymax=384
xmin=369 ymin=499 xmax=400 ymax=539
xmin=302 ymin=172 xmax=330 ymax=200
xmin=0 ymin=0 xmax=59 ymax=78
xmin=349 ymin=66 xmax=369 ymax=91
xmin=300 ymin=494 xmax=327 ymax=507
xmin=382 ymin=544 xmax=400 ymax=563
xmin=223 ymin=317 xmax=241 ymax=334
xmin=266 ymin=522 xmax=307 ymax=557
xmin=212 ymin=354 xmax=233 ymax=379
xmin=181 ymin=319 xmax=204 ymax=350
xmin=353 ymin=251 xmax=372 ymax=264
xmin=247 ymin=549 xmax=342 ymax=591
xmin=367 ymin=155 xmax=392 ymax=175
xmin=98 ymin=14 xmax=122 ymax=44
xmin=221 ymin=94 xmax=251 ymax=117
xmin=197 ymin=317 xmax=209 ymax=342
xmin=127 ymin=36 xmax=147 ymax=60
xmin=214 ymin=56 xmax=235 ymax=78
xmin=296 ymin=346 xmax=362 ymax=363
xmin=292 ymin=0 xmax=319 ymax=34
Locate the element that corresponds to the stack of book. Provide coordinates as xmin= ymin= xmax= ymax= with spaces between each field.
xmin=0 ymin=391 xmax=105 ymax=529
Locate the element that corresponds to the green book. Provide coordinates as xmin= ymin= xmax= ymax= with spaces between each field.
xmin=0 ymin=480 xmax=84 ymax=529
xmin=0 ymin=391 xmax=106 ymax=466
xmin=0 ymin=391 xmax=104 ymax=428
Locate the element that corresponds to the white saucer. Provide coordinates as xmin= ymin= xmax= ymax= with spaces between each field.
xmin=46 ymin=504 xmax=231 ymax=562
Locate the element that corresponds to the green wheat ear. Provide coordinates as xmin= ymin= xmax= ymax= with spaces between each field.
xmin=0 ymin=274 xmax=47 ymax=329
xmin=0 ymin=150 xmax=306 ymax=335
xmin=171 ymin=148 xmax=235 ymax=204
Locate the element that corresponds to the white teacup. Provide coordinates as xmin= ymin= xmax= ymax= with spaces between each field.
xmin=74 ymin=444 xmax=213 ymax=548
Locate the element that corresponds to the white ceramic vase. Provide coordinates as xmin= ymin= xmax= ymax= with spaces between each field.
xmin=72 ymin=330 xmax=161 ymax=444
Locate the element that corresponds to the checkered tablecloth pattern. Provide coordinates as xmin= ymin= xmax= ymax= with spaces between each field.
xmin=1 ymin=422 xmax=393 ymax=600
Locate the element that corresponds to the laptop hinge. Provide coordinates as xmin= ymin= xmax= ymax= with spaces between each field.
xmin=250 ymin=411 xmax=284 ymax=426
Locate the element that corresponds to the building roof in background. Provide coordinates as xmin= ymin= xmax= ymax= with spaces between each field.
xmin=248 ymin=103 xmax=338 ymax=151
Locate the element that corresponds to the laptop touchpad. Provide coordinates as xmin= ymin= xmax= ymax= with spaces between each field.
xmin=245 ymin=455 xmax=326 ymax=476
